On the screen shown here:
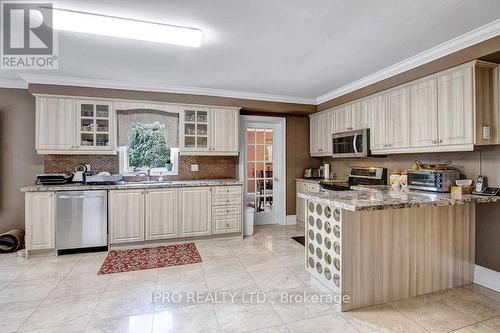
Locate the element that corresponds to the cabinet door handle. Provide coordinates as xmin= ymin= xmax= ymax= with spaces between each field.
xmin=438 ymin=139 xmax=442 ymax=144
xmin=432 ymin=139 xmax=437 ymax=144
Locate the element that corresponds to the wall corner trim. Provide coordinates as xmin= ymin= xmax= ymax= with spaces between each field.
xmin=474 ymin=264 xmax=500 ymax=293
xmin=315 ymin=18 xmax=500 ymax=105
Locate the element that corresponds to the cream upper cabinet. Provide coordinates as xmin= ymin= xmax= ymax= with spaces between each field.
xmin=386 ymin=87 xmax=411 ymax=149
xmin=178 ymin=187 xmax=211 ymax=236
xmin=77 ymin=100 xmax=115 ymax=152
xmin=437 ymin=66 xmax=474 ymax=146
xmin=332 ymin=105 xmax=352 ymax=133
xmin=309 ymin=113 xmax=321 ymax=154
xmin=310 ymin=111 xmax=333 ymax=156
xmin=311 ymin=61 xmax=497 ymax=156
xmin=333 ymin=101 xmax=369 ymax=133
xmin=25 ymin=192 xmax=55 ymax=251
xmin=410 ymin=78 xmax=439 ymax=148
xmin=36 ymin=97 xmax=76 ymax=151
xmin=180 ymin=107 xmax=240 ymax=155
xmin=109 ymin=189 xmax=145 ymax=244
xmin=35 ymin=96 xmax=116 ymax=154
xmin=145 ymin=189 xmax=177 ymax=240
xmin=211 ymin=108 xmax=239 ymax=152
xmin=368 ymin=93 xmax=388 ymax=151
xmin=331 ymin=105 xmax=353 ymax=133
xmin=351 ymin=99 xmax=369 ymax=130
xmin=181 ymin=106 xmax=210 ymax=152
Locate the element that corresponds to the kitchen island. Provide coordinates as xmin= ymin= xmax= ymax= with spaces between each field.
xmin=298 ymin=186 xmax=500 ymax=311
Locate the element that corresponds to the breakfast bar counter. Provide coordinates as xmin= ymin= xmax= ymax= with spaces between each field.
xmin=298 ymin=186 xmax=498 ymax=311
xmin=298 ymin=185 xmax=500 ymax=211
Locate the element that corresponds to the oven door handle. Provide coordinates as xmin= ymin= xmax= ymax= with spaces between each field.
xmin=353 ymin=134 xmax=359 ymax=154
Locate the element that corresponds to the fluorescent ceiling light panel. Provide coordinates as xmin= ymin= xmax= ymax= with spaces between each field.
xmin=52 ymin=9 xmax=203 ymax=47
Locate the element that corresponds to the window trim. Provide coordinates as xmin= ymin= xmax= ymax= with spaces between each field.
xmin=119 ymin=147 xmax=179 ymax=176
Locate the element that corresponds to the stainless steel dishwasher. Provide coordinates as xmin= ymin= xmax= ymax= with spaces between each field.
xmin=56 ymin=190 xmax=108 ymax=253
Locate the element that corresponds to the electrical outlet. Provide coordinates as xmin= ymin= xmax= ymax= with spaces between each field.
xmin=85 ymin=164 xmax=91 ymax=171
xmin=191 ymin=164 xmax=199 ymax=172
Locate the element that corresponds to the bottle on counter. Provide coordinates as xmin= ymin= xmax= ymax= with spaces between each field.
xmin=400 ymin=170 xmax=408 ymax=189
xmin=389 ymin=170 xmax=402 ymax=188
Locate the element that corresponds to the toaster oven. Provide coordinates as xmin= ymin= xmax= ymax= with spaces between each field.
xmin=407 ymin=170 xmax=460 ymax=192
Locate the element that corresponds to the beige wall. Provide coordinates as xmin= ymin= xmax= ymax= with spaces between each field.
xmin=286 ymin=116 xmax=322 ymax=215
xmin=323 ymin=146 xmax=500 ymax=272
xmin=0 ymin=88 xmax=43 ymax=233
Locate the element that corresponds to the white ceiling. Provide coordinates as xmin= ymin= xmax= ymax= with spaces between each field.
xmin=2 ymin=0 xmax=500 ymax=102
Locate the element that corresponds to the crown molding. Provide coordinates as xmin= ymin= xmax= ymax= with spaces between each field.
xmin=315 ymin=18 xmax=500 ymax=105
xmin=19 ymin=74 xmax=316 ymax=105
xmin=0 ymin=78 xmax=29 ymax=89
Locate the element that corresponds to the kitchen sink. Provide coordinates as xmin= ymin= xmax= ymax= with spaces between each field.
xmin=118 ymin=180 xmax=175 ymax=186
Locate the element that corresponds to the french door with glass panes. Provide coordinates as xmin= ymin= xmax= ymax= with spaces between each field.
xmin=241 ymin=116 xmax=285 ymax=226
xmin=246 ymin=128 xmax=276 ymax=224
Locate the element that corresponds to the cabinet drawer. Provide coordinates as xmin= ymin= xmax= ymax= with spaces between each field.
xmin=212 ymin=205 xmax=241 ymax=216
xmin=213 ymin=215 xmax=241 ymax=233
xmin=213 ymin=186 xmax=242 ymax=196
xmin=212 ymin=195 xmax=242 ymax=206
xmin=308 ymin=184 xmax=320 ymax=193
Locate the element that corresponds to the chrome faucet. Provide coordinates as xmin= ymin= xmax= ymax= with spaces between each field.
xmin=137 ymin=168 xmax=153 ymax=182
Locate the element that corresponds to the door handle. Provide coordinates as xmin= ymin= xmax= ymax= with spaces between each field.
xmin=274 ymin=177 xmax=279 ymax=182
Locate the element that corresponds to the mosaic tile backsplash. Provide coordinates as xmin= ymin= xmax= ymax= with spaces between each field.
xmin=44 ymin=155 xmax=238 ymax=180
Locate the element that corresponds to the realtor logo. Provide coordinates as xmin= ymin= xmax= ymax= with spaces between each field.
xmin=1 ymin=1 xmax=58 ymax=69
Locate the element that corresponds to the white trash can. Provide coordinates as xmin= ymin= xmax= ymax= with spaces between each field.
xmin=244 ymin=207 xmax=255 ymax=236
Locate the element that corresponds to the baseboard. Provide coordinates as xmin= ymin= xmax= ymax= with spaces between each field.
xmin=474 ymin=265 xmax=500 ymax=292
xmin=285 ymin=215 xmax=297 ymax=225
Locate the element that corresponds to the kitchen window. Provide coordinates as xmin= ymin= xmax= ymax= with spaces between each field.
xmin=117 ymin=109 xmax=179 ymax=176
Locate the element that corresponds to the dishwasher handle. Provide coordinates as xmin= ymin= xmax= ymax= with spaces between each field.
xmin=57 ymin=191 xmax=106 ymax=199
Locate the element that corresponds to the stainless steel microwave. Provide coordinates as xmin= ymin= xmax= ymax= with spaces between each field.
xmin=331 ymin=129 xmax=370 ymax=158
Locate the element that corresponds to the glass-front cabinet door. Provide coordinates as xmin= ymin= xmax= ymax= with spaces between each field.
xmin=182 ymin=107 xmax=210 ymax=151
xmin=77 ymin=101 xmax=114 ymax=150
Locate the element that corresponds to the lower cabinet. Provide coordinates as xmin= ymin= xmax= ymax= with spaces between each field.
xmin=109 ymin=189 xmax=145 ymax=244
xmin=296 ymin=181 xmax=320 ymax=223
xmin=145 ymin=188 xmax=177 ymax=240
xmin=25 ymin=192 xmax=55 ymax=250
xmin=178 ymin=187 xmax=212 ymax=237
xmin=25 ymin=185 xmax=243 ymax=251
xmin=211 ymin=185 xmax=242 ymax=234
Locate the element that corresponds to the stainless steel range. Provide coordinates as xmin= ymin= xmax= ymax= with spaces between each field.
xmin=320 ymin=166 xmax=387 ymax=191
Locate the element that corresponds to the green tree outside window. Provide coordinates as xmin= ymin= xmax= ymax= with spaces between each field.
xmin=128 ymin=121 xmax=170 ymax=169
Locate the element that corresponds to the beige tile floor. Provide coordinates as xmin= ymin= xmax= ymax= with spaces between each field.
xmin=0 ymin=224 xmax=499 ymax=333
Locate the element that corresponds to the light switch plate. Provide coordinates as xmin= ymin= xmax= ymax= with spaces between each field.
xmin=191 ymin=164 xmax=199 ymax=172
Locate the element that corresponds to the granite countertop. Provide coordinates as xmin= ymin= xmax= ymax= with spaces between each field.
xmin=296 ymin=178 xmax=347 ymax=184
xmin=298 ymin=185 xmax=500 ymax=212
xmin=21 ymin=179 xmax=243 ymax=192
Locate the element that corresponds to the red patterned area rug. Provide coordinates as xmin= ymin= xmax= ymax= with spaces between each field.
xmin=98 ymin=243 xmax=202 ymax=274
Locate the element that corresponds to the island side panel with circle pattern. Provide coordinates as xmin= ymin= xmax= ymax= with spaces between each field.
xmin=305 ymin=200 xmax=342 ymax=295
